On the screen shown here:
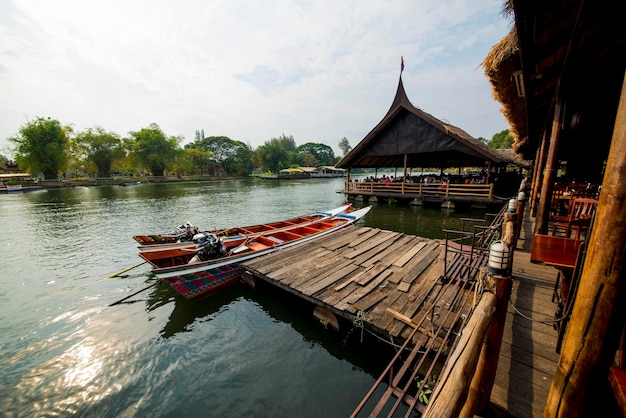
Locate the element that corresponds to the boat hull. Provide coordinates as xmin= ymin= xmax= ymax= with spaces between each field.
xmin=161 ymin=264 xmax=244 ymax=299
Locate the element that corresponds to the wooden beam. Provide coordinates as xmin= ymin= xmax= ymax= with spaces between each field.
xmin=530 ymin=131 xmax=548 ymax=217
xmin=535 ymin=100 xmax=562 ymax=234
xmin=545 ymin=72 xmax=626 ymax=417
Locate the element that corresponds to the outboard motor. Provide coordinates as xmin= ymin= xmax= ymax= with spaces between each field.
xmin=192 ymin=232 xmax=226 ymax=261
xmin=174 ymin=222 xmax=199 ymax=241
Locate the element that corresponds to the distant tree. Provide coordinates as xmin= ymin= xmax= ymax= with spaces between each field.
xmin=488 ymin=129 xmax=514 ymax=149
xmin=295 ymin=142 xmax=335 ymax=166
xmin=476 ymin=136 xmax=488 ymax=144
xmin=256 ymin=138 xmax=289 ymax=172
xmin=72 ymin=126 xmax=124 ymax=177
xmin=186 ymin=136 xmax=251 ymax=176
xmin=0 ymin=154 xmax=8 ymax=167
xmin=179 ymin=147 xmax=214 ymax=175
xmin=9 ymin=117 xmax=71 ymax=179
xmin=127 ymin=123 xmax=180 ymax=176
xmin=299 ymin=153 xmax=319 ymax=167
xmin=278 ymin=134 xmax=296 ymax=152
xmin=338 ymin=137 xmax=352 ymax=155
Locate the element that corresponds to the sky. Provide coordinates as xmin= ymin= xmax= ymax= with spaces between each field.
xmin=0 ymin=0 xmax=512 ymax=157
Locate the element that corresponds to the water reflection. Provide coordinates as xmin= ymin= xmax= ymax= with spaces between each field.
xmin=144 ymin=284 xmax=244 ymax=338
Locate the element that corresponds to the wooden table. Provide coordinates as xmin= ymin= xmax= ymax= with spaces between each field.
xmin=530 ymin=234 xmax=585 ymax=352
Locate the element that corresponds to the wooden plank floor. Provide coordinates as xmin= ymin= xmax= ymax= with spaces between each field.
xmin=488 ymin=210 xmax=561 ymax=418
xmin=240 ymin=225 xmax=473 ymax=344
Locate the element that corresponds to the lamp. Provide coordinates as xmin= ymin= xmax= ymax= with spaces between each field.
xmin=517 ymin=191 xmax=526 ymax=201
xmin=507 ymin=198 xmax=517 ymax=212
xmin=488 ymin=240 xmax=511 ymax=275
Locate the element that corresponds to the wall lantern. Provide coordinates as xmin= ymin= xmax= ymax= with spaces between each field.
xmin=488 ymin=240 xmax=511 ymax=275
xmin=507 ymin=198 xmax=517 ymax=212
xmin=517 ymin=191 xmax=526 ymax=202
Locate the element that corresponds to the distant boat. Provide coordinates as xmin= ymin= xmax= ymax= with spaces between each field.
xmin=120 ymin=181 xmax=141 ymax=187
xmin=0 ymin=183 xmax=42 ymax=193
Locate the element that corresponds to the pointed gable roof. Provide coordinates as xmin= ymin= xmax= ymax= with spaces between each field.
xmin=336 ymin=76 xmax=507 ymax=169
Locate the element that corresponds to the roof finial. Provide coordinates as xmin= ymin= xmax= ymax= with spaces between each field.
xmin=400 ymin=56 xmax=405 ymax=75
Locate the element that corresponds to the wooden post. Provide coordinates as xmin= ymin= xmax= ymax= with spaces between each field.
xmin=545 ymin=72 xmax=626 ymax=417
xmin=423 ymin=292 xmax=497 ymax=418
xmin=531 ymin=131 xmax=548 ymax=216
xmin=461 ymin=273 xmax=512 ymax=417
xmin=535 ymin=100 xmax=563 ymax=234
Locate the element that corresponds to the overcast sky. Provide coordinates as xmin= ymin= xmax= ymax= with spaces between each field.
xmin=0 ymin=0 xmax=512 ymax=157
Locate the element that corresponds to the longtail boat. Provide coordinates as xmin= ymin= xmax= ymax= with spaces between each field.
xmin=152 ymin=206 xmax=372 ymax=299
xmin=139 ymin=204 xmax=356 ymax=267
xmin=133 ymin=203 xmax=352 ymax=246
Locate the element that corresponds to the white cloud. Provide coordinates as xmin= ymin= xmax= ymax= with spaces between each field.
xmin=0 ymin=0 xmax=511 ymax=156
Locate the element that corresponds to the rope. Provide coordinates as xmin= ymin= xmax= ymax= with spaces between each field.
xmin=353 ymin=310 xmax=367 ymax=343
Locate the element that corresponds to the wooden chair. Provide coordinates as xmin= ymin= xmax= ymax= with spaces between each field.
xmin=550 ymin=198 xmax=598 ymax=240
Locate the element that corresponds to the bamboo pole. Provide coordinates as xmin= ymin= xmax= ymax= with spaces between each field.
xmin=545 ymin=72 xmax=626 ymax=417
xmin=422 ymin=292 xmax=497 ymax=418
xmin=535 ymin=100 xmax=563 ymax=234
xmin=461 ymin=274 xmax=512 ymax=417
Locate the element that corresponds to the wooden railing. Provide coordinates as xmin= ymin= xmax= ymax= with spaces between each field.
xmin=343 ymin=181 xmax=494 ymax=200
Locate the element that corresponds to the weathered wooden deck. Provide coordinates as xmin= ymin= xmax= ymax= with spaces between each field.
xmin=240 ymin=211 xmax=562 ymax=417
xmin=241 ymin=225 xmax=468 ymax=344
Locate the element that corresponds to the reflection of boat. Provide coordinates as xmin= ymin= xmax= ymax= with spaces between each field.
xmin=151 ymin=206 xmax=372 ymax=299
xmin=120 ymin=181 xmax=141 ymax=187
xmin=134 ymin=204 xmax=352 ymax=247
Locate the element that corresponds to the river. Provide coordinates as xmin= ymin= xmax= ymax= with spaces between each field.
xmin=0 ymin=178 xmax=489 ymax=417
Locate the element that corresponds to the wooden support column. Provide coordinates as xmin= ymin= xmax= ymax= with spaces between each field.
xmin=530 ymin=131 xmax=548 ymax=216
xmin=545 ymin=73 xmax=626 ymax=417
xmin=535 ymin=100 xmax=563 ymax=234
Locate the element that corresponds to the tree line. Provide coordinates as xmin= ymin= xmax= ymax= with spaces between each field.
xmin=3 ymin=117 xmax=512 ymax=180
xmin=5 ymin=117 xmax=354 ymax=179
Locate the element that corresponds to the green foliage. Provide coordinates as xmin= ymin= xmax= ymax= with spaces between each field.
xmin=338 ymin=137 xmax=352 ymax=155
xmin=277 ymin=134 xmax=296 ymax=152
xmin=185 ymin=136 xmax=252 ymax=176
xmin=9 ymin=117 xmax=71 ymax=179
xmin=127 ymin=123 xmax=180 ymax=176
xmin=295 ymin=142 xmax=335 ymax=166
xmin=488 ymin=129 xmax=514 ymax=149
xmin=72 ymin=126 xmax=124 ymax=177
xmin=416 ymin=374 xmax=438 ymax=405
xmin=256 ymin=137 xmax=289 ymax=173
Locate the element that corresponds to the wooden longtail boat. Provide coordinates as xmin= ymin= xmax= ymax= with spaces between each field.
xmin=139 ymin=204 xmax=357 ymax=267
xmin=133 ymin=203 xmax=352 ymax=246
xmin=152 ymin=206 xmax=372 ymax=299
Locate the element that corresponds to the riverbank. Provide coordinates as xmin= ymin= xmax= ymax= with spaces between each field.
xmin=13 ymin=175 xmax=253 ymax=189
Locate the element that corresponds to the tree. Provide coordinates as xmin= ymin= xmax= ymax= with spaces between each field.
xmin=72 ymin=126 xmax=124 ymax=177
xmin=278 ymin=134 xmax=296 ymax=152
xmin=9 ymin=117 xmax=71 ymax=179
xmin=127 ymin=123 xmax=180 ymax=176
xmin=295 ymin=142 xmax=335 ymax=166
xmin=256 ymin=138 xmax=289 ymax=172
xmin=488 ymin=129 xmax=514 ymax=149
xmin=338 ymin=137 xmax=352 ymax=155
xmin=186 ymin=136 xmax=251 ymax=176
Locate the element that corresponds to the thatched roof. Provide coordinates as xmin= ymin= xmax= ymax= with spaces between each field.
xmin=483 ymin=0 xmax=626 ymax=169
xmin=336 ymin=77 xmax=508 ymax=169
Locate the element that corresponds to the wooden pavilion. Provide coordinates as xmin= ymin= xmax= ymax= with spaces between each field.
xmin=482 ymin=1 xmax=626 ymax=416
xmin=335 ymin=76 xmax=522 ymax=205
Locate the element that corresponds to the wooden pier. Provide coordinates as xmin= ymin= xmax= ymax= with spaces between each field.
xmin=240 ymin=209 xmax=563 ymax=417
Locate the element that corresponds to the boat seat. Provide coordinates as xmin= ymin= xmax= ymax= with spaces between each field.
xmin=247 ymin=242 xmax=270 ymax=251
